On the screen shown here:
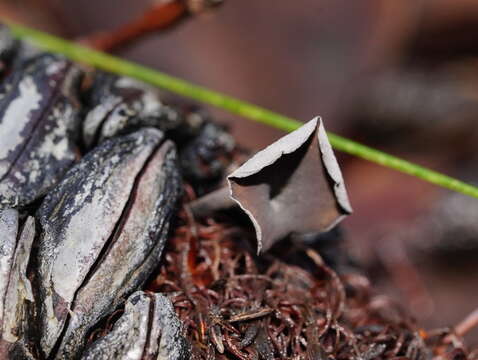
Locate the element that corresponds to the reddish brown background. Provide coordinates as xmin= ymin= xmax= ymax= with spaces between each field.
xmin=2 ymin=0 xmax=477 ymax=344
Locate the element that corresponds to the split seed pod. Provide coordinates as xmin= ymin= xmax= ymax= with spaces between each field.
xmin=179 ymin=121 xmax=235 ymax=189
xmin=0 ymin=210 xmax=36 ymax=359
xmin=0 ymin=53 xmax=83 ymax=208
xmin=83 ymin=72 xmax=235 ymax=188
xmin=81 ymin=291 xmax=190 ymax=360
xmin=228 ymin=117 xmax=352 ymax=252
xmin=33 ymin=128 xmax=182 ymax=359
xmin=82 ymin=73 xmax=180 ymax=149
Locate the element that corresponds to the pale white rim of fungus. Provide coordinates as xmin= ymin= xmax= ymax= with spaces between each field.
xmin=227 ymin=116 xmax=352 ymax=253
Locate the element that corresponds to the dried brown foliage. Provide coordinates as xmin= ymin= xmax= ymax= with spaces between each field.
xmin=146 ymin=190 xmax=476 ymax=360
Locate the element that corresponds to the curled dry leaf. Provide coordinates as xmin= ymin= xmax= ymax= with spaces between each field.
xmin=228 ymin=117 xmax=352 ymax=252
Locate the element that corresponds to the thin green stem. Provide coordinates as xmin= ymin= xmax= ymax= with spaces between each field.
xmin=5 ymin=21 xmax=478 ymax=199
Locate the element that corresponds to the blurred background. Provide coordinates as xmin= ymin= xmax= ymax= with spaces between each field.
xmin=2 ymin=0 xmax=478 ymax=344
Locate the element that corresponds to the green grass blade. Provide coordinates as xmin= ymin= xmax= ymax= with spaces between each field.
xmin=5 ymin=21 xmax=478 ymax=199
